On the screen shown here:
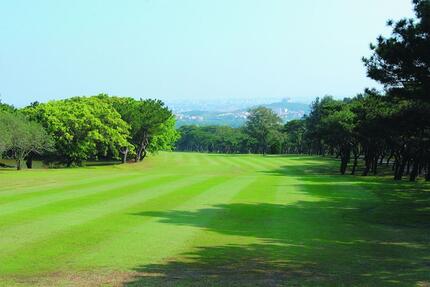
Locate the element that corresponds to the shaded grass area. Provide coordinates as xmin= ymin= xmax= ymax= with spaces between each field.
xmin=0 ymin=153 xmax=429 ymax=286
xmin=126 ymin=157 xmax=430 ymax=286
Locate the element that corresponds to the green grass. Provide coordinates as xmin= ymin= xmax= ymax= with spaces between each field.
xmin=0 ymin=153 xmax=429 ymax=286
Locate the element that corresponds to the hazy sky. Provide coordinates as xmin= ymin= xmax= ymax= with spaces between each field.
xmin=0 ymin=0 xmax=415 ymax=107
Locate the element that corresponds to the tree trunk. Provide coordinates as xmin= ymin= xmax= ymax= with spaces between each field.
xmin=394 ymin=158 xmax=407 ymax=180
xmin=136 ymin=133 xmax=150 ymax=162
xmin=340 ymin=159 xmax=348 ymax=175
xmin=121 ymin=148 xmax=128 ymax=164
xmin=425 ymin=162 xmax=430 ymax=181
xmin=16 ymin=159 xmax=22 ymax=170
xmin=26 ymin=153 xmax=33 ymax=169
xmin=406 ymin=160 xmax=411 ymax=175
xmin=141 ymin=148 xmax=148 ymax=160
xmin=409 ymin=160 xmax=419 ymax=182
xmin=351 ymin=154 xmax=359 ymax=175
xmin=363 ymin=157 xmax=371 ymax=176
xmin=386 ymin=153 xmax=393 ymax=166
xmin=372 ymin=156 xmax=378 ymax=175
xmin=136 ymin=147 xmax=143 ymax=162
xmin=339 ymin=146 xmax=350 ymax=175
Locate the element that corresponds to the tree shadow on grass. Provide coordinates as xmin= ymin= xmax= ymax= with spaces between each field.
xmin=267 ymin=155 xmax=426 ymax=181
xmin=124 ymin=158 xmax=430 ymax=286
xmin=125 ymin=197 xmax=430 ymax=286
xmin=266 ymin=161 xmax=430 ymax=228
xmin=125 ymin=243 xmax=324 ymax=287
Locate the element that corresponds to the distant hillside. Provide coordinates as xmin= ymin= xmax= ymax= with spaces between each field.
xmin=175 ymin=99 xmax=310 ymax=127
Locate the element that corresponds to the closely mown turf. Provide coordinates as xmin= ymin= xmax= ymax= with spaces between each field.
xmin=0 ymin=153 xmax=429 ymax=286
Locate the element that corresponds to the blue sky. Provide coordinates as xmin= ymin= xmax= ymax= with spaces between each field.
xmin=0 ymin=0 xmax=414 ymax=107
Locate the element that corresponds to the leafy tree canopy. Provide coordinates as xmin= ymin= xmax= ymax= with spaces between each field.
xmin=244 ymin=107 xmax=283 ymax=155
xmin=97 ymin=94 xmax=176 ymax=161
xmin=363 ymin=0 xmax=430 ymax=101
xmin=24 ymin=97 xmax=131 ymax=166
xmin=0 ymin=111 xmax=53 ymax=169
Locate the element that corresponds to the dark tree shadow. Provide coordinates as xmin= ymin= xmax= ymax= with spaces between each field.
xmin=125 ymin=243 xmax=325 ymax=287
xmin=125 ymin=202 xmax=429 ymax=286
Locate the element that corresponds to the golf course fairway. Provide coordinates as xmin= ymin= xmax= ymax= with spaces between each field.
xmin=0 ymin=152 xmax=429 ymax=286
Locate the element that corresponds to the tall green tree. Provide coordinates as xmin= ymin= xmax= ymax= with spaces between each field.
xmin=130 ymin=99 xmax=174 ymax=161
xmin=283 ymin=119 xmax=306 ymax=154
xmin=101 ymin=95 xmax=176 ymax=161
xmin=0 ymin=114 xmax=12 ymax=157
xmin=244 ymin=107 xmax=282 ymax=155
xmin=0 ymin=111 xmax=53 ymax=170
xmin=320 ymin=105 xmax=356 ymax=174
xmin=363 ymin=0 xmax=430 ymax=102
xmin=348 ymin=93 xmax=390 ymax=176
xmin=303 ymin=96 xmax=344 ymax=155
xmin=24 ymin=97 xmax=131 ymax=166
xmin=363 ymin=0 xmax=430 ymax=181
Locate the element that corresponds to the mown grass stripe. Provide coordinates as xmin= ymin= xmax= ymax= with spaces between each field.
xmin=0 ymin=173 xmax=166 ymax=217
xmin=245 ymin=155 xmax=285 ymax=170
xmin=169 ymin=175 xmax=273 ymax=252
xmin=0 ymin=171 xmax=147 ymax=205
xmin=0 ymin=174 xmax=178 ymax=229
xmin=0 ymin=172 xmax=139 ymax=199
xmin=0 ymin=175 xmax=233 ymax=274
xmin=0 ymin=175 xmax=208 ymax=255
xmin=227 ymin=156 xmax=268 ymax=171
xmin=0 ymin=168 xmax=128 ymax=193
xmin=208 ymin=154 xmax=246 ymax=170
xmin=200 ymin=153 xmax=221 ymax=167
xmin=73 ymin=175 xmax=259 ymax=270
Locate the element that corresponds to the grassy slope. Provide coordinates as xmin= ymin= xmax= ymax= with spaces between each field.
xmin=0 ymin=153 xmax=429 ymax=286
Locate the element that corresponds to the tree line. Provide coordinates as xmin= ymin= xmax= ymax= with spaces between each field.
xmin=177 ymin=0 xmax=430 ymax=182
xmin=0 ymin=95 xmax=178 ymax=169
xmin=176 ymin=107 xmax=285 ymax=154
xmin=298 ymin=0 xmax=429 ymax=181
